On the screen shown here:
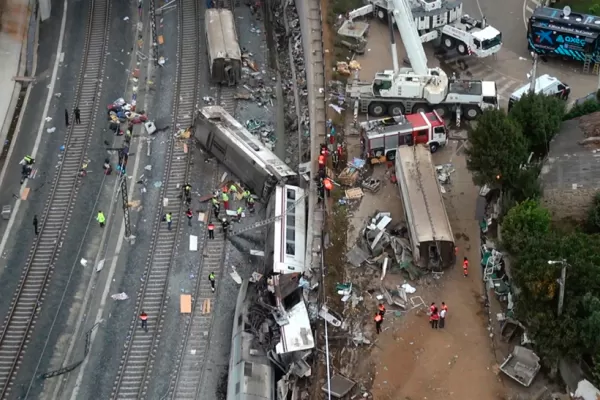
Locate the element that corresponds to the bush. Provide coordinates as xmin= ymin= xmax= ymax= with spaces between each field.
xmin=587 ymin=192 xmax=600 ymax=233
xmin=501 ymin=199 xmax=551 ymax=255
xmin=564 ymin=99 xmax=600 ymax=120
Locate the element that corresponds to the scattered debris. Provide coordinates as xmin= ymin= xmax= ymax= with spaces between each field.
xmin=111 ymin=292 xmax=129 ymax=301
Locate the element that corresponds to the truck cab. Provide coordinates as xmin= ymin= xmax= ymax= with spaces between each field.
xmin=362 ymin=111 xmax=447 ymax=159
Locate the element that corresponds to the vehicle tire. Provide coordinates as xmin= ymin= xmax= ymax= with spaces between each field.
xmin=388 ymin=103 xmax=405 ymax=116
xmin=429 ymin=142 xmax=439 ymax=153
xmin=442 ymin=35 xmax=455 ymax=50
xmin=462 ymin=105 xmax=481 ymax=120
xmin=376 ymin=7 xmax=387 ymax=21
xmin=433 ymin=105 xmax=449 ymax=119
xmin=368 ymin=102 xmax=386 ymax=117
xmin=457 ymin=42 xmax=469 ymax=55
xmin=413 ymin=103 xmax=431 ymax=114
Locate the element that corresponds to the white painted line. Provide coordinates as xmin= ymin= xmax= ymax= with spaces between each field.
xmin=0 ymin=0 xmax=68 ymax=270
xmin=523 ymin=0 xmax=529 ymax=30
xmin=526 ymin=5 xmax=534 ymax=13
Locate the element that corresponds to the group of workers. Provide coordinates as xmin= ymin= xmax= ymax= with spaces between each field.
xmin=206 ymin=183 xmax=255 ymax=238
xmin=429 ymin=302 xmax=449 ymax=329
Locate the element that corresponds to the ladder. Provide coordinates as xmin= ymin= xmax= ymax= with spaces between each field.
xmin=583 ymin=54 xmax=593 ymax=74
xmin=229 ymin=192 xmax=308 ymax=236
xmin=594 ymin=62 xmax=600 ymax=76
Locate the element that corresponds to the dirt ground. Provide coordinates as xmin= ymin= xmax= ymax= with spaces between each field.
xmin=315 ymin=7 xmax=543 ymax=399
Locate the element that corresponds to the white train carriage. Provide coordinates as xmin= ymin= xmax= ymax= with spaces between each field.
xmin=195 ymin=106 xmax=297 ymax=200
xmin=267 ymin=185 xmax=306 ymax=275
xmin=205 ymin=8 xmax=242 ymax=86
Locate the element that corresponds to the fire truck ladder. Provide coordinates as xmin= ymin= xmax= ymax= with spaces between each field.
xmin=229 ymin=192 xmax=308 ymax=237
xmin=412 ymin=146 xmax=443 ymax=269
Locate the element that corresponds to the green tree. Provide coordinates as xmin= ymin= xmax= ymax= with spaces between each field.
xmin=509 ymin=92 xmax=565 ymax=155
xmin=465 ymin=109 xmax=528 ymax=187
xmin=501 ymin=199 xmax=550 ymax=255
xmin=587 ymin=192 xmax=600 ymax=233
xmin=564 ymin=99 xmax=600 ymax=120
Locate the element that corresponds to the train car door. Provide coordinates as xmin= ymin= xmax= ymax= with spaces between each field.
xmin=207 ymin=131 xmax=227 ymax=162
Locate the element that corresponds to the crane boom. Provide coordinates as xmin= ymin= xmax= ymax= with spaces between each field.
xmin=389 ymin=0 xmax=429 ymax=76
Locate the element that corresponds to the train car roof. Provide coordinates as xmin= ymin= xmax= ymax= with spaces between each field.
xmin=205 ymin=9 xmax=242 ymax=61
xmin=200 ymin=106 xmax=296 ymax=179
xmin=532 ymin=6 xmax=600 ymax=32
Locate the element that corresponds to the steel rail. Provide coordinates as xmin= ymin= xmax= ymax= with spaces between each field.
xmin=110 ymin=0 xmax=200 ymax=398
xmin=0 ymin=0 xmax=112 ymax=397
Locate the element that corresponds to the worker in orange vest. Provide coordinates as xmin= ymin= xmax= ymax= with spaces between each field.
xmin=463 ymin=257 xmax=469 ymax=277
xmin=323 ymin=178 xmax=333 ymax=195
xmin=140 ymin=311 xmax=148 ymax=332
xmin=378 ymin=303 xmax=386 ymax=317
xmin=374 ymin=313 xmax=383 ymax=334
xmin=318 ymin=154 xmax=326 ymax=170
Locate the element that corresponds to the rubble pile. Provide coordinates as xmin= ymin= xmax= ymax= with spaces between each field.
xmin=274 ymin=0 xmax=310 ymax=166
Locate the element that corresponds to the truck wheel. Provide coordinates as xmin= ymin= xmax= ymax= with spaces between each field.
xmin=413 ymin=103 xmax=431 ymax=114
xmin=368 ymin=102 xmax=386 ymax=117
xmin=462 ymin=105 xmax=481 ymax=120
xmin=442 ymin=35 xmax=455 ymax=50
xmin=433 ymin=105 xmax=449 ymax=119
xmin=388 ymin=103 xmax=405 ymax=116
xmin=429 ymin=143 xmax=439 ymax=153
xmin=457 ymin=42 xmax=469 ymax=55
xmin=376 ymin=7 xmax=387 ymax=21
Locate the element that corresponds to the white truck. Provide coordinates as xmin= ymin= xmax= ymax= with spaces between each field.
xmin=348 ymin=0 xmax=502 ymax=58
xmin=347 ymin=0 xmax=499 ymax=119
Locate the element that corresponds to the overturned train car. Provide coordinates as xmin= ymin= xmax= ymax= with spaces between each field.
xmin=195 ymin=106 xmax=297 ymax=200
xmin=205 ymin=8 xmax=242 ymax=86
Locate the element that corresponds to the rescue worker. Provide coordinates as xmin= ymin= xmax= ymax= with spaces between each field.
xmin=208 ymin=220 xmax=215 ymax=239
xmin=323 ymin=178 xmax=333 ymax=197
xmin=316 ymin=179 xmax=325 ymax=204
xmin=463 ymin=257 xmax=469 ymax=277
xmin=332 ymin=148 xmax=339 ymax=169
xmin=140 ymin=311 xmax=148 ymax=332
xmin=247 ymin=196 xmax=255 ymax=213
xmin=21 ymin=164 xmax=32 ymax=184
xmin=97 ymin=211 xmax=106 ymax=228
xmin=165 ymin=212 xmax=172 ymax=230
xmin=183 ymin=183 xmax=192 ymax=205
xmin=439 ymin=305 xmax=447 ymax=329
xmin=318 ymin=153 xmax=326 ymax=171
xmin=242 ymin=189 xmax=251 ymax=200
xmin=213 ymin=202 xmax=220 ymax=219
xmin=186 ymin=208 xmax=193 ymax=226
xmin=430 ymin=309 xmax=439 ymax=329
xmin=374 ymin=313 xmax=383 ymax=334
xmin=221 ymin=217 xmax=230 ymax=235
xmin=229 ymin=183 xmax=238 ymax=195
xmin=208 ymin=271 xmax=216 ymax=292
xmin=236 ymin=206 xmax=243 ymax=222
xmin=378 ymin=303 xmax=386 ymax=317
xmin=33 ymin=215 xmax=39 ymax=236
xmin=222 ymin=191 xmax=229 ymax=210
xmin=74 ymin=107 xmax=81 ymax=124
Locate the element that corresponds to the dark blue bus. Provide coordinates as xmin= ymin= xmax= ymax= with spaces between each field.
xmin=527 ymin=7 xmax=600 ymax=63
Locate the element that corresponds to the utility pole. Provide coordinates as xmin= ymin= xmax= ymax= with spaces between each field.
xmin=120 ymin=174 xmax=135 ymax=243
xmin=528 ymin=52 xmax=538 ymax=94
xmin=548 ymin=259 xmax=567 ymax=316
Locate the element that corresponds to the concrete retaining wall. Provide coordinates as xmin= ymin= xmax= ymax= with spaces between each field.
xmin=295 ymin=0 xmax=326 ymax=273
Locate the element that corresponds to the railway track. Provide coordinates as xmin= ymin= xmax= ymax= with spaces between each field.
xmin=110 ymin=0 xmax=200 ymax=398
xmin=0 ymin=0 xmax=111 ymax=397
xmin=167 ymin=1 xmax=238 ymax=398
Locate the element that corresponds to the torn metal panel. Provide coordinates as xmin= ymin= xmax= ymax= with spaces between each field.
xmin=499 ymin=346 xmax=541 ymax=387
xmin=346 ymin=246 xmax=370 ymax=267
xmin=322 ymin=375 xmax=356 ymax=398
xmin=275 ymin=301 xmax=315 ymax=354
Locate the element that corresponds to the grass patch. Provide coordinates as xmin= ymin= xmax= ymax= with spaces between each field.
xmin=323 ymin=188 xmax=349 ymax=307
xmin=553 ymin=0 xmax=600 ymax=14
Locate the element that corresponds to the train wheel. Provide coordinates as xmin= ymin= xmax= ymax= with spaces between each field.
xmin=368 ymin=102 xmax=386 ymax=117
xmin=463 ymin=105 xmax=481 ymax=120
xmin=376 ymin=7 xmax=387 ymax=21
xmin=413 ymin=103 xmax=431 ymax=114
xmin=388 ymin=103 xmax=405 ymax=116
xmin=442 ymin=35 xmax=455 ymax=50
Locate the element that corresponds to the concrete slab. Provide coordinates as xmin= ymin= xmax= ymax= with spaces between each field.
xmin=0 ymin=0 xmax=30 ymax=143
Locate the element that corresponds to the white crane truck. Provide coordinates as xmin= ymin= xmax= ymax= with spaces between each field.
xmin=346 ymin=0 xmax=499 ymax=120
xmin=348 ymin=0 xmax=502 ymax=58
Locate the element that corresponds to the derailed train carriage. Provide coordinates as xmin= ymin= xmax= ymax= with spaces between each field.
xmin=205 ymin=8 xmax=242 ymax=86
xmin=195 ymin=106 xmax=297 ymax=201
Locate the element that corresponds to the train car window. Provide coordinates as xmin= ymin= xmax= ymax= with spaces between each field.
xmin=286 ymin=242 xmax=295 ymax=256
xmin=287 ymin=228 xmax=295 ymax=241
xmin=286 ymin=189 xmax=296 ymax=200
xmin=235 ymin=382 xmax=240 ymax=394
xmin=287 ymin=215 xmax=295 ymax=227
xmin=244 ymin=362 xmax=253 ymax=377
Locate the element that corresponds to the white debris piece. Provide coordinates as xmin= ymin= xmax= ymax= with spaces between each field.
xmin=111 ymin=292 xmax=129 ymax=301
xmin=401 ymin=283 xmax=416 ymax=294
xmin=80 ymin=258 xmax=88 ymax=267
xmin=47 ymin=127 xmax=56 ymax=133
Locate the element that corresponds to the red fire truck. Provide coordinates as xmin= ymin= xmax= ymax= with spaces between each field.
xmin=361 ymin=111 xmax=447 ymax=160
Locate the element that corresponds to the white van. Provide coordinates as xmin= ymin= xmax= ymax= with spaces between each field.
xmin=508 ymin=74 xmax=570 ymax=110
